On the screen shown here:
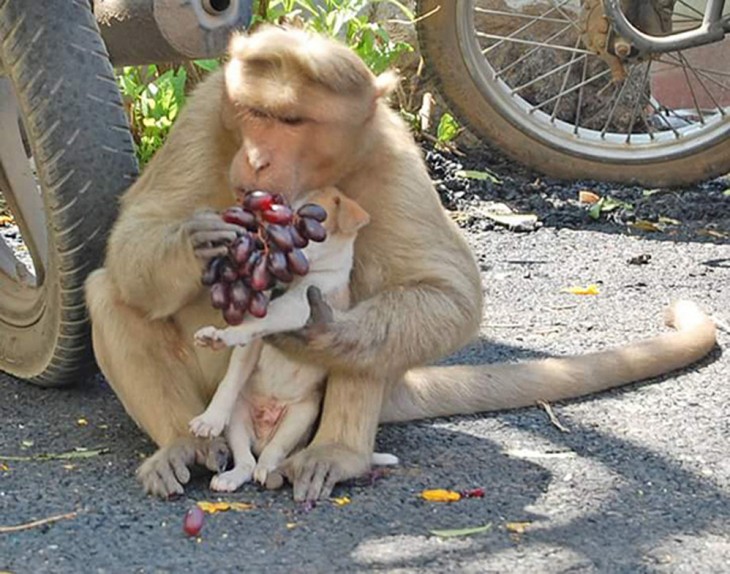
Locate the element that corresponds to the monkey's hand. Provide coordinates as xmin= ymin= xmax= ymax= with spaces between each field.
xmin=136 ymin=437 xmax=230 ymax=498
xmin=281 ymin=443 xmax=370 ymax=501
xmin=184 ymin=210 xmax=246 ymax=263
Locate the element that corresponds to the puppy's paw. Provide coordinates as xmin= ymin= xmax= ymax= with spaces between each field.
xmin=210 ymin=465 xmax=254 ymax=492
xmin=189 ymin=412 xmax=227 ymax=438
xmin=194 ymin=326 xmax=226 ymax=350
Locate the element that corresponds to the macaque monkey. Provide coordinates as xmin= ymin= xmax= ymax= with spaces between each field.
xmin=189 ymin=187 xmax=397 ymax=493
xmin=85 ymin=25 xmax=717 ymax=501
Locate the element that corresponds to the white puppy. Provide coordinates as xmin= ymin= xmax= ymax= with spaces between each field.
xmin=190 ymin=187 xmax=397 ymax=492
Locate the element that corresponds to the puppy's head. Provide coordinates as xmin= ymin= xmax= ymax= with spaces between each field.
xmin=299 ymin=187 xmax=369 ymax=236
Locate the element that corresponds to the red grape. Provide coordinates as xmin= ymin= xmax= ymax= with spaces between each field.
xmin=231 ymin=234 xmax=255 ymax=265
xmin=297 ymin=203 xmax=327 ymax=222
xmin=250 ymin=254 xmax=270 ymax=291
xmin=299 ymin=217 xmax=327 ymax=242
xmin=183 ymin=506 xmax=205 ymax=537
xmin=222 ymin=206 xmax=257 ymax=230
xmin=289 ymin=225 xmax=309 ymax=249
xmin=219 ymin=259 xmax=238 ymax=283
xmin=271 ymin=193 xmax=286 ymax=205
xmin=286 ymin=249 xmax=310 ymax=276
xmin=267 ymin=224 xmax=294 ymax=252
xmin=201 ymin=257 xmax=223 ymax=286
xmin=230 ymin=279 xmax=251 ymax=310
xmin=243 ymin=191 xmax=274 ymax=212
xmin=248 ymin=291 xmax=269 ymax=318
xmin=262 ymin=205 xmax=294 ymax=225
xmin=268 ymin=250 xmax=293 ymax=282
xmin=224 ymin=303 xmax=246 ymax=326
xmin=209 ymin=282 xmax=229 ymax=310
xmin=239 ymin=250 xmax=261 ymax=278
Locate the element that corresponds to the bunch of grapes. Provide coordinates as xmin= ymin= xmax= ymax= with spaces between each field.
xmin=201 ymin=191 xmax=328 ymax=325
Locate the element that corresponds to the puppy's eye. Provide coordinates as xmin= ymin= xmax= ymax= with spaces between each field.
xmin=280 ymin=116 xmax=304 ymax=126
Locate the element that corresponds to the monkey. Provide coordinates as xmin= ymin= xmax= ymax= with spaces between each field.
xmin=84 ymin=24 xmax=717 ymax=501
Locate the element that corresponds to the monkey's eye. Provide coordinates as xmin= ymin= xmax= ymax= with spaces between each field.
xmin=280 ymin=116 xmax=305 ymax=126
xmin=249 ymin=108 xmax=270 ymax=119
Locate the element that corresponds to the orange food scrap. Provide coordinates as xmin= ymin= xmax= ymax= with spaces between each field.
xmin=420 ymin=489 xmax=462 ymax=503
xmin=578 ymin=190 xmax=600 ymax=204
xmin=331 ymin=496 xmax=351 ymax=507
xmin=505 ymin=521 xmax=531 ymax=534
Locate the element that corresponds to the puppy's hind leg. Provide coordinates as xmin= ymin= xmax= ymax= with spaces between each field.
xmin=210 ymin=407 xmax=256 ymax=493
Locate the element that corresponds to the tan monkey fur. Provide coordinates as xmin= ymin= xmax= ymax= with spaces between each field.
xmin=85 ymin=25 xmax=717 ymax=501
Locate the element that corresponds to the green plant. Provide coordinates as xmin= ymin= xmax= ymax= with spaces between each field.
xmin=263 ymin=0 xmax=414 ymax=75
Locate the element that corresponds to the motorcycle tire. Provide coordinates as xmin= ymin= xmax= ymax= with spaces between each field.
xmin=0 ymin=0 xmax=138 ymax=386
xmin=416 ymin=0 xmax=730 ymax=186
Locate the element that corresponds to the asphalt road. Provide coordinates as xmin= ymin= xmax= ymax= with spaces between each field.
xmin=1 ymin=204 xmax=729 ymax=573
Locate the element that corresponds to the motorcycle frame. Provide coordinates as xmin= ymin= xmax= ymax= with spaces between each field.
xmin=603 ymin=0 xmax=728 ymax=53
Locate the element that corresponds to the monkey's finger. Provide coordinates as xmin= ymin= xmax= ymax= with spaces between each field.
xmin=170 ymin=455 xmax=191 ymax=485
xmin=321 ymin=469 xmax=339 ymax=500
xmin=306 ymin=285 xmax=334 ymax=325
xmin=292 ymin=462 xmax=317 ymax=502
xmin=305 ymin=461 xmax=331 ymax=502
xmin=194 ymin=246 xmax=229 ymax=260
xmin=159 ymin=467 xmax=185 ymax=497
xmin=190 ymin=230 xmax=239 ymax=247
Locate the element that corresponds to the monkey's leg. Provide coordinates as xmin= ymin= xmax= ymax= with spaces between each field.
xmin=253 ymin=398 xmax=320 ymax=488
xmin=210 ymin=407 xmax=256 ymax=492
xmin=86 ymin=270 xmax=229 ymax=497
xmin=283 ymin=373 xmax=387 ymax=501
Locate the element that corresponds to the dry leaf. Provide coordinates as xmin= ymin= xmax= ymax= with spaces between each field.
xmin=631 ymin=220 xmax=662 ymax=232
xmin=506 ymin=521 xmax=531 ymax=534
xmin=564 ymin=284 xmax=600 ymax=296
xmin=420 ymin=489 xmax=462 ymax=503
xmin=578 ymin=190 xmax=600 ymax=204
xmin=331 ymin=496 xmax=351 ymax=507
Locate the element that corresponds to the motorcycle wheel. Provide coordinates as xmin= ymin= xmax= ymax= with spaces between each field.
xmin=0 ymin=0 xmax=138 ymax=386
xmin=416 ymin=0 xmax=730 ymax=186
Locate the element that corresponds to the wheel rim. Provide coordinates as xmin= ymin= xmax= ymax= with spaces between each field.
xmin=457 ymin=0 xmax=730 ymax=163
xmin=0 ymin=77 xmax=49 ymax=326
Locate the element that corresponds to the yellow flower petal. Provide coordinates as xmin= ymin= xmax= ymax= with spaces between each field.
xmin=197 ymin=501 xmax=231 ymax=514
xmin=505 ymin=521 xmax=531 ymax=534
xmin=228 ymin=502 xmax=254 ymax=511
xmin=564 ymin=284 xmax=600 ymax=296
xmin=331 ymin=496 xmax=351 ymax=506
xmin=420 ymin=489 xmax=462 ymax=503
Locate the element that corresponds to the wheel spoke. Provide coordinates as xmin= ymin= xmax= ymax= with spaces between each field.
xmin=626 ymin=63 xmax=653 ymax=143
xmin=0 ymin=79 xmax=47 ymax=283
xmin=551 ymin=36 xmax=586 ymax=123
xmin=494 ymin=22 xmax=579 ymax=77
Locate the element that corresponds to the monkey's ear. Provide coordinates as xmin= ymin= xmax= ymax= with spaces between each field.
xmin=374 ymin=71 xmax=399 ymax=99
xmin=220 ymin=92 xmax=239 ymax=131
xmin=335 ymin=196 xmax=370 ymax=234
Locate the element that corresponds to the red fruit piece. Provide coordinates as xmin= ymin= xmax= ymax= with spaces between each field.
xmin=222 ymin=207 xmax=257 ymax=231
xmin=250 ymin=254 xmax=270 ymax=291
xmin=219 ymin=258 xmax=239 ymax=283
xmin=298 ymin=217 xmax=327 ymax=243
xmin=271 ymin=193 xmax=287 ymax=205
xmin=286 ymin=249 xmax=310 ymax=276
xmin=262 ymin=205 xmax=294 ymax=225
xmin=243 ymin=191 xmax=274 ymax=212
xmin=201 ymin=257 xmax=224 ymax=286
xmin=289 ymin=225 xmax=309 ymax=249
xmin=224 ymin=303 xmax=246 ymax=326
xmin=248 ymin=291 xmax=269 ymax=318
xmin=230 ymin=279 xmax=251 ymax=310
xmin=267 ymin=224 xmax=294 ymax=252
xmin=239 ymin=250 xmax=261 ymax=278
xmin=231 ymin=234 xmax=255 ymax=265
xmin=460 ymin=487 xmax=485 ymax=498
xmin=268 ymin=250 xmax=293 ymax=282
xmin=296 ymin=203 xmax=327 ymax=222
xmin=210 ymin=282 xmax=229 ymax=310
xmin=183 ymin=506 xmax=205 ymax=537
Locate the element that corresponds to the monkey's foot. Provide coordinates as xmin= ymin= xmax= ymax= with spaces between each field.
xmin=210 ymin=464 xmax=254 ymax=492
xmin=283 ymin=443 xmax=370 ymax=501
xmin=189 ymin=411 xmax=228 ymax=438
xmin=193 ymin=326 xmax=227 ymax=350
xmin=137 ymin=437 xmax=230 ymax=498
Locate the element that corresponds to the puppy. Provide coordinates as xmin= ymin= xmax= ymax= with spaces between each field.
xmin=190 ymin=187 xmax=397 ymax=492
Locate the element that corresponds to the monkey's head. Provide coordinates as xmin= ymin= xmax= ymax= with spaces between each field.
xmin=222 ymin=25 xmax=398 ymax=199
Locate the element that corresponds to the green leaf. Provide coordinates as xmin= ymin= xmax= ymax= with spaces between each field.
xmin=723 ymin=189 xmax=730 ymax=196
xmin=430 ymin=523 xmax=493 ymax=538
xmin=588 ymin=198 xmax=604 ymax=220
xmin=437 ymin=113 xmax=460 ymax=143
xmin=193 ymin=59 xmax=221 ymax=72
xmin=455 ymin=169 xmax=502 ymax=185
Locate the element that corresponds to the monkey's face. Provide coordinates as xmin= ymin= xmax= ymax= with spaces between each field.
xmin=221 ymin=26 xmax=395 ymax=200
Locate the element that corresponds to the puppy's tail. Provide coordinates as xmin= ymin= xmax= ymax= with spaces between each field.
xmin=380 ymin=301 xmax=716 ymax=423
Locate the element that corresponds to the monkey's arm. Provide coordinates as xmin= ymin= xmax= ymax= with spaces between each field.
xmin=105 ymin=208 xmax=242 ymax=319
xmin=269 ymin=281 xmax=480 ymax=375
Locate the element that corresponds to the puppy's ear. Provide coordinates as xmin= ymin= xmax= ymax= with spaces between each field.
xmin=374 ymin=71 xmax=399 ymax=99
xmin=335 ymin=195 xmax=370 ymax=234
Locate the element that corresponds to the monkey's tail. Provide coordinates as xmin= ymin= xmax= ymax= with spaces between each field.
xmin=380 ymin=301 xmax=717 ymax=423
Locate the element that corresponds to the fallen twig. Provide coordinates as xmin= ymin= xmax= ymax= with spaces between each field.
xmin=537 ymin=400 xmax=570 ymax=433
xmin=0 ymin=511 xmax=78 ymax=534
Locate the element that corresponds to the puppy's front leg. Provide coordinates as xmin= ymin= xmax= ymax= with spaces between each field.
xmin=195 ymin=285 xmax=311 ymax=348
